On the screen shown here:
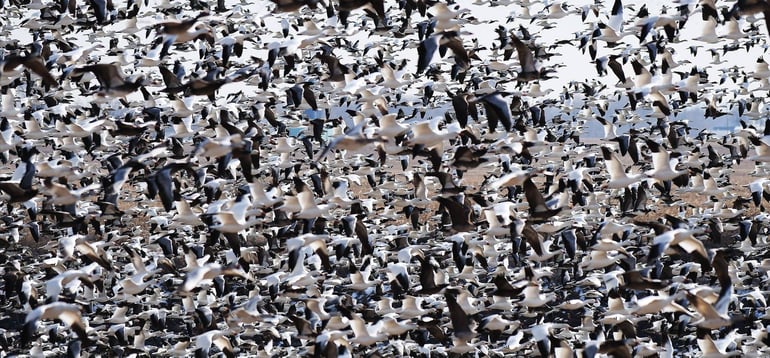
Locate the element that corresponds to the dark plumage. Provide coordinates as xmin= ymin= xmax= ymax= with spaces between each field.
xmin=435 ymin=196 xmax=474 ymax=232
xmin=72 ymin=63 xmax=145 ymax=96
xmin=523 ymin=177 xmax=562 ymax=221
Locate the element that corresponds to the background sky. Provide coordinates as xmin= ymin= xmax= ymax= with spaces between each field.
xmin=5 ymin=0 xmax=762 ymax=138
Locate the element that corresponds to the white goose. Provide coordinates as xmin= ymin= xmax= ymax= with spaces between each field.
xmin=601 ymin=146 xmax=646 ymax=189
xmin=645 ymin=140 xmax=686 ymax=181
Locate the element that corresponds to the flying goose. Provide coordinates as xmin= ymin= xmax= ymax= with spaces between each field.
xmin=645 ymin=139 xmax=686 ymax=181
xmin=607 ymin=0 xmax=625 ymax=33
xmin=601 ymin=146 xmax=646 ymax=189
xmin=528 ymin=322 xmax=570 ymax=358
xmin=648 ymin=228 xmax=710 ymax=264
xmin=57 ymin=235 xmax=112 ymax=269
xmin=728 ymin=0 xmax=770 ymax=39
xmin=694 ymin=17 xmax=720 ymax=44
xmin=636 ymin=8 xmax=684 ymax=42
xmin=316 ymin=120 xmax=380 ymax=161
xmin=22 ymin=302 xmax=90 ymax=347
xmin=375 ymin=113 xmax=409 ymax=139
xmin=270 ymin=0 xmax=326 ymax=12
xmin=337 ymin=0 xmax=388 ymax=29
xmin=42 ymin=179 xmax=101 ymax=206
xmin=1 ymin=53 xmax=57 ymax=87
xmin=518 ymin=281 xmax=553 ymax=308
xmin=378 ymin=314 xmax=417 ymax=337
xmin=520 ymin=221 xmax=562 ymax=261
xmin=397 ymin=295 xmax=433 ymax=319
xmin=479 ymin=314 xmax=515 ymax=341
xmin=435 ymin=195 xmax=475 ymax=233
xmin=592 ymin=22 xmax=635 ymax=44
xmin=697 ymin=329 xmax=741 ymax=357
xmin=523 ymin=177 xmax=562 ymax=221
xmin=0 ymin=181 xmax=38 ymax=204
xmin=71 ymin=63 xmax=145 ymax=96
xmin=178 ymin=262 xmax=250 ymax=293
xmin=181 ymin=65 xmax=255 ymax=101
xmin=195 ymin=330 xmax=236 ymax=358
xmin=406 ymin=117 xmax=462 ymax=151
xmin=152 ymin=11 xmax=211 ymax=35
xmin=416 ymin=31 xmax=470 ymax=76
xmin=414 ymin=253 xmax=449 ymax=294
xmin=349 ymin=312 xmax=387 ymax=346
xmin=686 ymin=285 xmax=735 ymax=329
xmin=630 ymin=291 xmax=691 ymax=316
xmin=748 ymin=178 xmax=770 ymax=206
xmin=172 ymin=199 xmax=204 ymax=227
xmin=747 ymin=136 xmax=770 ymax=161
xmin=474 ymin=91 xmax=514 ymax=133
xmin=445 ymin=288 xmax=476 ymax=340
xmin=380 ymin=62 xmax=413 ymax=89
xmin=510 ymin=31 xmax=550 ymax=82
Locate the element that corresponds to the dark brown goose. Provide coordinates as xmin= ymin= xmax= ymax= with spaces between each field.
xmin=71 ymin=63 xmax=145 ymax=96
